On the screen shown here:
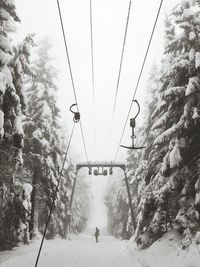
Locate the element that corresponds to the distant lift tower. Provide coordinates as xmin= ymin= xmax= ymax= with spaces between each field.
xmin=68 ymin=161 xmax=135 ymax=231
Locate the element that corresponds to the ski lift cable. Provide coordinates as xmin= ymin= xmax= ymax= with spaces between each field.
xmin=56 ymin=0 xmax=89 ymax=163
xmin=113 ymin=0 xmax=164 ymax=162
xmin=79 ymin=122 xmax=89 ymax=162
xmin=34 ymin=122 xmax=76 ymax=267
xmin=90 ymin=0 xmax=97 ymax=160
xmin=56 ymin=0 xmax=78 ymax=105
xmin=112 ymin=0 xmax=132 ymax=117
xmin=90 ymin=0 xmax=95 ymax=95
xmin=105 ymin=0 xmax=132 ymax=161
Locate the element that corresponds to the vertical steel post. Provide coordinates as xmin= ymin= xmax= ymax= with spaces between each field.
xmin=124 ymin=170 xmax=136 ymax=230
xmin=67 ymin=172 xmax=78 ymax=234
xmin=69 ymin=173 xmax=77 ymax=209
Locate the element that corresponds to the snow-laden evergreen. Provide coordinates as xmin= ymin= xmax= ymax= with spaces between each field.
xmin=105 ymin=170 xmax=130 ymax=238
xmin=0 ymin=10 xmax=89 ymax=247
xmin=23 ymin=38 xmax=67 ymax=239
xmin=71 ymin=170 xmax=91 ymax=233
xmin=23 ymin=38 xmax=90 ymax=240
xmin=0 ymin=0 xmax=35 ymax=250
xmin=105 ymin=0 xmax=200 ymax=249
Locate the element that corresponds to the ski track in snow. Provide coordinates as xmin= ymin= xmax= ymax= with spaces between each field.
xmin=0 ymin=234 xmax=141 ymax=267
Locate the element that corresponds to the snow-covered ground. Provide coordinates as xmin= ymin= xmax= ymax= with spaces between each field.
xmin=0 ymin=234 xmax=139 ymax=267
xmin=126 ymin=230 xmax=200 ymax=267
xmin=0 ymin=231 xmax=199 ymax=267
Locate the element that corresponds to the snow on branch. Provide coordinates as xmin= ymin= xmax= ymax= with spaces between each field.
xmin=12 ymin=115 xmax=24 ymax=137
xmin=151 ymin=111 xmax=171 ymax=131
xmin=151 ymin=100 xmax=167 ymax=120
xmin=0 ymin=110 xmax=4 ymax=138
xmin=189 ymin=48 xmax=195 ymax=62
xmin=195 ymin=52 xmax=200 ymax=69
xmin=185 ymin=76 xmax=200 ymax=96
xmin=0 ymin=49 xmax=11 ymax=65
xmin=195 ymin=177 xmax=200 ymax=205
xmin=165 ymin=56 xmax=189 ymax=78
xmin=154 ymin=119 xmax=184 ymax=146
xmin=0 ymin=35 xmax=13 ymax=54
xmin=164 ymin=86 xmax=185 ymax=99
xmin=169 ymin=139 xmax=185 ymax=169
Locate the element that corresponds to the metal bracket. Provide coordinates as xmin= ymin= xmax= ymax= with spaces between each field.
xmin=121 ymin=100 xmax=145 ymax=150
xmin=70 ymin=103 xmax=80 ymax=123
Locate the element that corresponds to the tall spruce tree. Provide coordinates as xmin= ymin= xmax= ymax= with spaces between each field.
xmin=24 ymin=38 xmax=90 ymax=239
xmin=71 ymin=170 xmax=91 ymax=233
xmin=105 ymin=0 xmax=200 ymax=248
xmin=132 ymin=0 xmax=200 ymax=248
xmin=105 ymin=171 xmax=130 ymax=238
xmin=0 ymin=0 xmax=34 ymax=249
xmin=23 ymin=37 xmax=68 ymax=239
xmin=104 ymin=65 xmax=161 ymax=240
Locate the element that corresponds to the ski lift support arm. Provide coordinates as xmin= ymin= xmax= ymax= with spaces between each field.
xmin=76 ymin=161 xmax=126 ymax=172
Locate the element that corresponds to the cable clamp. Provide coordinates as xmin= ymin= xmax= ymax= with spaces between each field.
xmin=70 ymin=104 xmax=80 ymax=123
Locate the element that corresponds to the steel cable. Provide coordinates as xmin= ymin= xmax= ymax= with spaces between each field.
xmin=113 ymin=0 xmax=164 ymax=162
xmin=34 ymin=123 xmax=76 ymax=267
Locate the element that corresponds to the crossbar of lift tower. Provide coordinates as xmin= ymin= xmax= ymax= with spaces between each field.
xmin=76 ymin=161 xmax=126 ymax=171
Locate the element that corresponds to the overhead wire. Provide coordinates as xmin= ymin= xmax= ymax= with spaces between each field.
xmin=56 ymin=0 xmax=89 ymax=163
xmin=80 ymin=124 xmax=89 ymax=162
xmin=112 ymin=0 xmax=132 ymax=117
xmin=106 ymin=0 xmax=132 ymax=161
xmin=113 ymin=0 xmax=164 ymax=162
xmin=90 ymin=0 xmax=97 ymax=160
xmin=35 ymin=1 xmax=91 ymax=263
xmin=90 ymin=0 xmax=95 ymax=95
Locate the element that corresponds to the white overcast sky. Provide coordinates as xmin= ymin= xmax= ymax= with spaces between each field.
xmin=14 ymin=0 xmax=181 ymax=163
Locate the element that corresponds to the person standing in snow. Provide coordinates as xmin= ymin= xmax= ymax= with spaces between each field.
xmin=95 ymin=227 xmax=100 ymax=243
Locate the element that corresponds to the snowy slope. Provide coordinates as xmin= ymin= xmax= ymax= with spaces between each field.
xmin=0 ymin=231 xmax=199 ymax=267
xmin=0 ymin=234 xmax=140 ymax=267
xmin=126 ymin=230 xmax=200 ymax=267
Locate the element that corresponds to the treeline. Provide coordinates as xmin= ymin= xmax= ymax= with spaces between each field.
xmin=0 ymin=0 xmax=89 ymax=250
xmin=105 ymin=0 xmax=200 ymax=248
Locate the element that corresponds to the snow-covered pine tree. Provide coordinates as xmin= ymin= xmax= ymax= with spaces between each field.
xmin=131 ymin=0 xmax=200 ymax=248
xmin=71 ymin=170 xmax=91 ymax=233
xmin=24 ymin=38 xmax=88 ymax=239
xmin=0 ymin=0 xmax=34 ymax=250
xmin=104 ymin=64 xmax=161 ymax=240
xmin=23 ymin=37 xmax=69 ymax=239
xmin=104 ymin=170 xmax=130 ymax=238
xmin=106 ymin=1 xmax=200 ymax=247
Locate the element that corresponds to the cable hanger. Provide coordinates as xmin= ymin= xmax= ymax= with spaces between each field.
xmin=70 ymin=103 xmax=80 ymax=123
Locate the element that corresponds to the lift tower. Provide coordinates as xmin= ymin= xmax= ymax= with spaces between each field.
xmin=68 ymin=161 xmax=135 ymax=232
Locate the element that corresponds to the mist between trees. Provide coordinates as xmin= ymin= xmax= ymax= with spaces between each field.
xmin=0 ymin=0 xmax=90 ymax=250
xmin=1 ymin=0 xmax=200 ymax=252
